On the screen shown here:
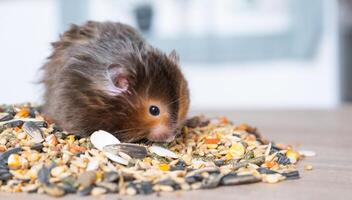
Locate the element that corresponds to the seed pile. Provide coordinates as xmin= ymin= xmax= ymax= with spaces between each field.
xmin=0 ymin=104 xmax=314 ymax=197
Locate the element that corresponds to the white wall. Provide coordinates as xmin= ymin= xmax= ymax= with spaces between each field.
xmin=0 ymin=0 xmax=339 ymax=109
xmin=185 ymin=0 xmax=339 ymax=109
xmin=0 ymin=0 xmax=58 ymax=104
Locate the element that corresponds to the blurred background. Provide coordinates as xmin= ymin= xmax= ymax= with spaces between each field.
xmin=0 ymin=0 xmax=350 ymax=110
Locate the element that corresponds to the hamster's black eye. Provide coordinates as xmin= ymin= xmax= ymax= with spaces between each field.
xmin=149 ymin=105 xmax=160 ymax=116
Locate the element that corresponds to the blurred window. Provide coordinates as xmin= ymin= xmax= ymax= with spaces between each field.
xmin=61 ymin=0 xmax=323 ymax=63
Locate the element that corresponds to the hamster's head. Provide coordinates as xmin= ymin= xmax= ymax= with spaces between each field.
xmin=100 ymin=50 xmax=190 ymax=142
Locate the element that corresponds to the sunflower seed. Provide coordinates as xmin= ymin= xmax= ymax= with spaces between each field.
xmin=185 ymin=174 xmax=203 ymax=184
xmin=213 ymin=159 xmax=226 ymax=167
xmin=0 ymin=113 xmax=13 ymax=122
xmin=32 ymin=121 xmax=48 ymax=128
xmin=202 ymin=174 xmax=222 ymax=188
xmin=170 ymin=160 xmax=186 ymax=171
xmin=187 ymin=167 xmax=220 ymax=176
xmin=244 ymin=150 xmax=255 ymax=159
xmin=90 ymin=130 xmax=120 ymax=151
xmin=221 ymin=174 xmax=261 ymax=185
xmin=232 ymin=156 xmax=265 ymax=170
xmin=257 ymin=167 xmax=277 ymax=174
xmin=78 ymin=185 xmax=94 ymax=196
xmin=30 ymin=143 xmax=44 ymax=152
xmin=23 ymin=121 xmax=44 ymax=143
xmin=2 ymin=120 xmax=24 ymax=128
xmin=103 ymin=171 xmax=119 ymax=182
xmin=38 ymin=166 xmax=50 ymax=185
xmin=59 ymin=177 xmax=78 ymax=193
xmin=281 ymin=171 xmax=300 ymax=180
xmin=277 ymin=153 xmax=291 ymax=165
xmin=103 ymin=143 xmax=148 ymax=159
xmin=105 ymin=152 xmax=129 ymax=165
xmin=137 ymin=182 xmax=153 ymax=195
xmin=149 ymin=145 xmax=178 ymax=158
xmin=157 ymin=178 xmax=179 ymax=189
xmin=58 ymin=183 xmax=77 ymax=193
xmin=0 ymin=171 xmax=12 ymax=181
xmin=3 ymin=106 xmax=15 ymax=115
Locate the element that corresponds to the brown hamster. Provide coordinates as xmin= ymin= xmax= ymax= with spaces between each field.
xmin=41 ymin=21 xmax=190 ymax=142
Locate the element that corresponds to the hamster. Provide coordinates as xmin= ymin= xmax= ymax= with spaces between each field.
xmin=41 ymin=21 xmax=190 ymax=142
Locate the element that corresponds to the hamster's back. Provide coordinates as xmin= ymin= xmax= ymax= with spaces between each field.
xmin=40 ymin=21 xmax=148 ymax=133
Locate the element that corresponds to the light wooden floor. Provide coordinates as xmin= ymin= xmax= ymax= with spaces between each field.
xmin=1 ymin=107 xmax=352 ymax=200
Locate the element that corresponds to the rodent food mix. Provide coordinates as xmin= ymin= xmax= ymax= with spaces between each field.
xmin=0 ymin=104 xmax=315 ymax=197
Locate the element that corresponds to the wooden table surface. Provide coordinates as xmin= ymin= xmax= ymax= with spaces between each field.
xmin=1 ymin=107 xmax=351 ymax=200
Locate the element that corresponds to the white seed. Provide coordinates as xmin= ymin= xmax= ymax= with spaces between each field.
xmin=264 ymin=143 xmax=272 ymax=157
xmin=304 ymin=164 xmax=313 ymax=170
xmin=17 ymin=132 xmax=27 ymax=140
xmin=91 ymin=187 xmax=107 ymax=196
xmin=118 ymin=152 xmax=132 ymax=161
xmin=51 ymin=166 xmax=67 ymax=177
xmin=90 ymin=130 xmax=120 ymax=151
xmin=105 ymin=152 xmax=128 ymax=165
xmin=126 ymin=187 xmax=137 ymax=195
xmin=86 ymin=160 xmax=100 ymax=171
xmin=149 ymin=145 xmax=178 ymax=158
xmin=262 ymin=174 xmax=284 ymax=184
xmin=299 ymin=150 xmax=316 ymax=157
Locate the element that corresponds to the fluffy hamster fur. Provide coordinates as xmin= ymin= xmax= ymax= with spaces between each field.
xmin=41 ymin=21 xmax=190 ymax=142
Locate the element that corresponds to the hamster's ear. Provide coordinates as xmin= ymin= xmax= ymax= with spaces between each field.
xmin=169 ymin=50 xmax=180 ymax=64
xmin=104 ymin=64 xmax=130 ymax=96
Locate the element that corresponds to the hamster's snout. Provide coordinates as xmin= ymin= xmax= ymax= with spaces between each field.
xmin=148 ymin=125 xmax=175 ymax=142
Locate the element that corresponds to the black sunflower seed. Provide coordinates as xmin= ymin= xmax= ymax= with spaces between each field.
xmin=202 ymin=173 xmax=222 ymax=189
xmin=221 ymin=174 xmax=261 ymax=185
xmin=78 ymin=185 xmax=94 ymax=196
xmin=185 ymin=174 xmax=203 ymax=184
xmin=3 ymin=120 xmax=24 ymax=128
xmin=257 ymin=167 xmax=277 ymax=174
xmin=277 ymin=153 xmax=291 ymax=165
xmin=0 ymin=170 xmax=12 ymax=181
xmin=38 ymin=166 xmax=50 ymax=185
xmin=171 ymin=160 xmax=186 ymax=171
xmin=137 ymin=181 xmax=153 ymax=195
xmin=0 ymin=114 xmax=13 ymax=122
xmin=281 ymin=171 xmax=300 ymax=180
xmin=103 ymin=171 xmax=119 ymax=182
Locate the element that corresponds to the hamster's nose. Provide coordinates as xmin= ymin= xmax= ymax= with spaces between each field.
xmin=148 ymin=125 xmax=174 ymax=142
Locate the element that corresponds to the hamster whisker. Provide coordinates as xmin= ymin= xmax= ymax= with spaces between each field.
xmin=113 ymin=127 xmax=148 ymax=134
xmin=112 ymin=111 xmax=127 ymax=117
xmin=118 ymin=130 xmax=147 ymax=142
